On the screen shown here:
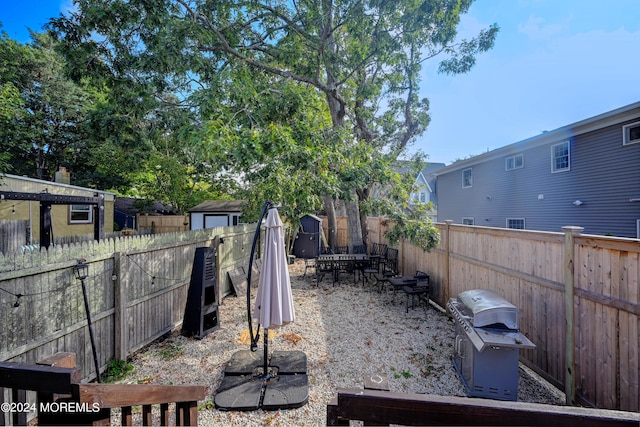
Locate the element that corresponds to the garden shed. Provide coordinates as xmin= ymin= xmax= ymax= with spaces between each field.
xmin=189 ymin=200 xmax=245 ymax=230
xmin=293 ymin=214 xmax=323 ymax=259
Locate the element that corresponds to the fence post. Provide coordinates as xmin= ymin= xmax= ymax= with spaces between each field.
xmin=113 ymin=252 xmax=127 ymax=360
xmin=444 ymin=220 xmax=454 ymax=304
xmin=562 ymin=225 xmax=583 ymax=406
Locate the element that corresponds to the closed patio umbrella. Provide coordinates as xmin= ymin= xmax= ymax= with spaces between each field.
xmin=215 ymin=201 xmax=308 ymax=411
xmin=253 ymin=206 xmax=295 ymax=374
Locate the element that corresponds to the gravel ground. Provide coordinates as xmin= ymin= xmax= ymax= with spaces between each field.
xmin=116 ymin=259 xmax=565 ymax=426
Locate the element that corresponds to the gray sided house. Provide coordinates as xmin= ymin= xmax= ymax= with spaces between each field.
xmin=411 ymin=162 xmax=446 ymax=205
xmin=434 ymin=101 xmax=640 ymax=238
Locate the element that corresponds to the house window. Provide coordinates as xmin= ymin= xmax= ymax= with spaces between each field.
xmin=420 ymin=192 xmax=426 ymax=203
xmin=506 ymin=218 xmax=525 ymax=230
xmin=462 ymin=168 xmax=473 ymax=188
xmin=462 ymin=218 xmax=475 ymax=225
xmin=551 ymin=141 xmax=570 ymax=172
xmin=69 ymin=204 xmax=93 ymax=224
xmin=623 ymin=121 xmax=640 ymax=145
xmin=505 ymin=154 xmax=524 ymax=171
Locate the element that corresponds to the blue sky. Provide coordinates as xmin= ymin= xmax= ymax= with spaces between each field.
xmin=2 ymin=1 xmax=640 ymax=165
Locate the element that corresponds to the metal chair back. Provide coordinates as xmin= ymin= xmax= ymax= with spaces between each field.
xmin=352 ymin=244 xmax=368 ymax=254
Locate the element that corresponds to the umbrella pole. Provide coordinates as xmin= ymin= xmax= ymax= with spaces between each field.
xmin=247 ymin=200 xmax=273 ymax=351
xmin=264 ymin=328 xmax=269 ymax=377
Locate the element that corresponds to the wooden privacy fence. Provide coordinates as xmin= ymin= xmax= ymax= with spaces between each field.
xmin=0 ymin=220 xmax=29 ymax=254
xmin=0 ymin=223 xmax=257 ymax=382
xmin=137 ymin=215 xmax=190 ymax=234
xmin=319 ymin=215 xmax=349 ymax=248
xmin=366 ymin=217 xmax=639 ymax=412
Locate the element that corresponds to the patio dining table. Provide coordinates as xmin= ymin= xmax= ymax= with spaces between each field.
xmin=316 ymin=254 xmax=369 ymax=284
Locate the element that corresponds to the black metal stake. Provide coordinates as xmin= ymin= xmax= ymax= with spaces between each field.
xmin=80 ymin=278 xmax=101 ymax=383
xmin=264 ymin=328 xmax=269 ymax=378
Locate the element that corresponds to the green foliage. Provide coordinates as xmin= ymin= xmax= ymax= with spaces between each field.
xmin=362 ymin=154 xmax=440 ymax=251
xmin=42 ymin=0 xmax=497 ymax=229
xmin=156 ymin=341 xmax=184 ymax=360
xmin=102 ymin=359 xmax=135 ymax=383
xmin=198 ymin=399 xmax=214 ymax=411
xmin=390 ymin=367 xmax=413 ymax=379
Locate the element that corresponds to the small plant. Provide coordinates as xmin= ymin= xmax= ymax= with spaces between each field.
xmin=198 ymin=399 xmax=214 ymax=411
xmin=157 ymin=342 xmax=184 ymax=360
xmin=392 ymin=368 xmax=413 ymax=379
xmin=103 ymin=359 xmax=135 ymax=383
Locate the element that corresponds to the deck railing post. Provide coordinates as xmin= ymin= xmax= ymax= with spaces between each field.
xmin=562 ymin=225 xmax=583 ymax=406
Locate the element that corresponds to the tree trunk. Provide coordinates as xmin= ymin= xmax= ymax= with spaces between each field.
xmin=345 ymin=195 xmax=363 ymax=247
xmin=321 ymin=0 xmax=361 ymax=249
xmin=323 ymin=195 xmax=338 ymax=249
xmin=358 ymin=188 xmax=369 ymax=246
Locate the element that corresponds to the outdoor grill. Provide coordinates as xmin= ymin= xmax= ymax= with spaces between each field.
xmin=447 ymin=289 xmax=535 ymax=401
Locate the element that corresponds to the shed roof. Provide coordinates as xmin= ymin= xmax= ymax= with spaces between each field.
xmin=189 ymin=200 xmax=246 ymax=213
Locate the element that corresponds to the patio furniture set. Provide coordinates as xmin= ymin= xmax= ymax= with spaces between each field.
xmin=306 ymin=243 xmax=430 ymax=312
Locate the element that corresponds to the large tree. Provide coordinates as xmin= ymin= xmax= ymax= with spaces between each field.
xmin=51 ymin=0 xmax=497 ymax=246
xmin=0 ymin=30 xmax=93 ymax=180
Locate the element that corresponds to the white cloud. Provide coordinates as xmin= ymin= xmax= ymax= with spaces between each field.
xmin=518 ymin=15 xmax=567 ymax=40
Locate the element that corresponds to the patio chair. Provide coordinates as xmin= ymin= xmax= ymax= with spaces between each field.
xmin=362 ymin=256 xmax=381 ymax=289
xmin=379 ymin=249 xmax=399 ymax=293
xmin=402 ymin=272 xmax=430 ymax=313
xmin=303 ymin=258 xmax=316 ymax=278
xmin=321 ymin=246 xmax=334 ymax=255
xmin=370 ymin=243 xmax=388 ymax=258
xmin=336 ymin=255 xmax=356 ymax=285
xmin=333 ymin=245 xmax=349 ymax=254
xmin=316 ymin=257 xmax=335 ymax=285
xmin=381 ymin=248 xmax=399 ymax=277
xmin=352 ymin=244 xmax=368 ymax=254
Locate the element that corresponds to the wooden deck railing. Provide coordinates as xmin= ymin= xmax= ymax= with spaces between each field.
xmin=327 ymin=388 xmax=640 ymax=427
xmin=0 ymin=353 xmax=207 ymax=426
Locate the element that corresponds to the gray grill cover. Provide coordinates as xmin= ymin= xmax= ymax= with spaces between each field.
xmin=457 ymin=289 xmax=519 ymax=330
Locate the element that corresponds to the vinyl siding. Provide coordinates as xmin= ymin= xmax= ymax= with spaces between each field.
xmin=437 ymin=118 xmax=640 ymax=238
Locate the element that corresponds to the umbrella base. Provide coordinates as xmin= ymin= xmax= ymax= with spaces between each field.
xmin=215 ymin=350 xmax=309 ymax=411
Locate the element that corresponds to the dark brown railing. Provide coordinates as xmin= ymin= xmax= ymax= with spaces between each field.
xmin=0 ymin=353 xmax=206 ymax=426
xmin=327 ymin=388 xmax=640 ymax=427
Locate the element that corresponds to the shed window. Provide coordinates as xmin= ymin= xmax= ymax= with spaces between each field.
xmin=462 ymin=218 xmax=475 ymax=225
xmin=506 ymin=218 xmax=525 ymax=230
xmin=623 ymin=121 xmax=640 ymax=145
xmin=462 ymin=168 xmax=473 ymax=188
xmin=551 ymin=141 xmax=570 ymax=172
xmin=505 ymin=154 xmax=524 ymax=171
xmin=69 ymin=204 xmax=92 ymax=224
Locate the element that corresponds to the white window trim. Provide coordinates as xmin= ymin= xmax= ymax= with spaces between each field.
xmin=506 ymin=218 xmax=525 ymax=230
xmin=551 ymin=141 xmax=570 ymax=173
xmin=69 ymin=204 xmax=93 ymax=224
xmin=462 ymin=168 xmax=473 ymax=188
xmin=622 ymin=121 xmax=640 ymax=146
xmin=462 ymin=217 xmax=475 ymax=225
xmin=505 ymin=154 xmax=524 ymax=171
